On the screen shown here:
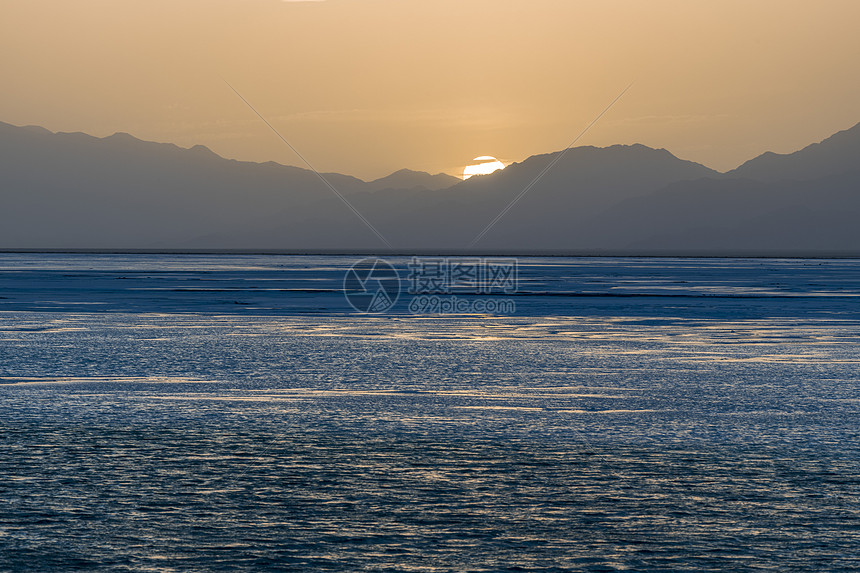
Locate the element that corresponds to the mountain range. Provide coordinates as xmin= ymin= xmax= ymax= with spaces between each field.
xmin=1 ymin=120 xmax=858 ymax=254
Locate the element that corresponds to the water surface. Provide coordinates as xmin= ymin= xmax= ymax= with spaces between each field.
xmin=1 ymin=255 xmax=859 ymax=571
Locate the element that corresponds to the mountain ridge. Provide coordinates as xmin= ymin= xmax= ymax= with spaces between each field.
xmin=367 ymin=168 xmax=461 ymax=192
xmin=1 ymin=120 xmax=858 ymax=254
xmin=727 ymin=122 xmax=860 ymax=182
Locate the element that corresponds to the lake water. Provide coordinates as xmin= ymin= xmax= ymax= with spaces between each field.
xmin=1 ymin=254 xmax=859 ymax=571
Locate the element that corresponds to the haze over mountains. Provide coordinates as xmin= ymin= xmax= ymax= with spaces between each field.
xmin=1 ymin=120 xmax=859 ymax=254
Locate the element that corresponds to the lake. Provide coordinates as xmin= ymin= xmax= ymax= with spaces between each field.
xmin=1 ymin=254 xmax=859 ymax=571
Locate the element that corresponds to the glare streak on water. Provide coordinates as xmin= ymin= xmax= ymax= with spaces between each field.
xmin=1 ymin=255 xmax=860 ymax=571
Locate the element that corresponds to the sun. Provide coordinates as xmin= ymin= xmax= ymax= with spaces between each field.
xmin=463 ymin=156 xmax=505 ymax=180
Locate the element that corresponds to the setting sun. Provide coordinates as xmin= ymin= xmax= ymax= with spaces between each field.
xmin=463 ymin=156 xmax=506 ymax=180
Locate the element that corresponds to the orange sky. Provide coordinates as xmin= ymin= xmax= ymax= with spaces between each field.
xmin=3 ymin=0 xmax=859 ymax=179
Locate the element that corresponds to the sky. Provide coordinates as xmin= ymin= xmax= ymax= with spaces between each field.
xmin=2 ymin=0 xmax=859 ymax=180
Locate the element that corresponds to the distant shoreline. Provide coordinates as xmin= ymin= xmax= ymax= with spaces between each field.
xmin=1 ymin=249 xmax=859 ymax=259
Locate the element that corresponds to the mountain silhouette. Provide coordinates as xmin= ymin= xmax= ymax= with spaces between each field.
xmin=367 ymin=168 xmax=461 ymax=192
xmin=352 ymin=144 xmax=718 ymax=249
xmin=580 ymin=171 xmax=860 ymax=254
xmin=728 ymin=122 xmax=860 ymax=182
xmin=1 ymin=120 xmax=858 ymax=254
xmin=0 ymin=122 xmax=373 ymax=249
